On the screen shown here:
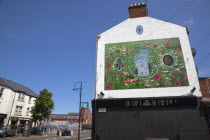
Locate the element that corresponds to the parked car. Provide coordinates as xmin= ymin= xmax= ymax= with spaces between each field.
xmin=31 ymin=127 xmax=45 ymax=135
xmin=0 ymin=126 xmax=16 ymax=137
xmin=31 ymin=127 xmax=39 ymax=135
xmin=61 ymin=128 xmax=70 ymax=136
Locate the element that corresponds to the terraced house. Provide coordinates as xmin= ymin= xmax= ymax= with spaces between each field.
xmin=0 ymin=77 xmax=38 ymax=126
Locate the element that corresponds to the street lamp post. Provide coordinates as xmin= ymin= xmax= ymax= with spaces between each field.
xmin=73 ymin=81 xmax=82 ymax=140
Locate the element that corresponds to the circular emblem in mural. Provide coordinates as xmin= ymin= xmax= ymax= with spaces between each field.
xmin=136 ymin=25 xmax=143 ymax=35
xmin=128 ymin=47 xmax=159 ymax=79
xmin=163 ymin=55 xmax=174 ymax=66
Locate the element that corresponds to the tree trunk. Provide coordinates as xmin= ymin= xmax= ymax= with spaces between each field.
xmin=38 ymin=121 xmax=42 ymax=135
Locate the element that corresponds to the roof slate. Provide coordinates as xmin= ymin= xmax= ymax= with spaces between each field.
xmin=0 ymin=77 xmax=38 ymax=98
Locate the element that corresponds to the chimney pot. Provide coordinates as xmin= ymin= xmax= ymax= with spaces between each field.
xmin=128 ymin=3 xmax=147 ymax=18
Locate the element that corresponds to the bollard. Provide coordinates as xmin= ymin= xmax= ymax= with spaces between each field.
xmin=59 ymin=131 xmax=62 ymax=138
xmin=70 ymin=131 xmax=74 ymax=136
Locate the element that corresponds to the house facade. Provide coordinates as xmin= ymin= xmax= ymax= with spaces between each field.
xmin=0 ymin=77 xmax=38 ymax=126
xmin=92 ymin=3 xmax=210 ymax=140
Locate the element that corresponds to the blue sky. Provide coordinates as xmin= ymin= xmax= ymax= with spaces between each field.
xmin=0 ymin=0 xmax=209 ymax=113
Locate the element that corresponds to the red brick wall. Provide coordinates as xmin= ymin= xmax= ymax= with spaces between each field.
xmin=128 ymin=4 xmax=147 ymax=18
xmin=199 ymin=77 xmax=210 ymax=98
xmin=81 ymin=108 xmax=92 ymax=125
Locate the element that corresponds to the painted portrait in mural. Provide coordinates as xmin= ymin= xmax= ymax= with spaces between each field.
xmin=104 ymin=37 xmax=189 ymax=90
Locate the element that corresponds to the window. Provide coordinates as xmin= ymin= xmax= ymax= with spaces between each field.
xmin=15 ymin=106 xmax=22 ymax=116
xmin=28 ymin=97 xmax=32 ymax=104
xmin=0 ymin=86 xmax=5 ymax=97
xmin=17 ymin=93 xmax=25 ymax=102
xmin=26 ymin=107 xmax=30 ymax=116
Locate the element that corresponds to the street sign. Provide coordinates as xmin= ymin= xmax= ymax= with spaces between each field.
xmin=70 ymin=121 xmax=74 ymax=125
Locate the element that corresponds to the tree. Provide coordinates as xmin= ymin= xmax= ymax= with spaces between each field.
xmin=31 ymin=89 xmax=54 ymax=133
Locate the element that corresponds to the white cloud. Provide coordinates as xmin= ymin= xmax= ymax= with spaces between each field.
xmin=183 ymin=19 xmax=194 ymax=28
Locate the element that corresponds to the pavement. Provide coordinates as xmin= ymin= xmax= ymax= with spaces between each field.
xmin=0 ymin=130 xmax=91 ymax=140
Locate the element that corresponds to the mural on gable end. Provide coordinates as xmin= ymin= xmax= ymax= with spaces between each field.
xmin=104 ymin=37 xmax=189 ymax=90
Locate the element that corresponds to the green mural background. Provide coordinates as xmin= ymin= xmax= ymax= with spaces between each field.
xmin=104 ymin=37 xmax=189 ymax=90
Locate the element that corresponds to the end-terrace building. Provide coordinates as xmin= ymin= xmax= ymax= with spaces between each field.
xmin=0 ymin=77 xmax=38 ymax=126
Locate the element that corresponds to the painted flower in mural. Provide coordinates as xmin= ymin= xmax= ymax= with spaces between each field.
xmin=165 ymin=81 xmax=171 ymax=85
xmin=106 ymin=70 xmax=111 ymax=72
xmin=184 ymin=75 xmax=188 ymax=81
xmin=166 ymin=45 xmax=171 ymax=48
xmin=105 ymin=84 xmax=112 ymax=90
xmin=153 ymin=45 xmax=158 ymax=47
xmin=104 ymin=73 xmax=107 ymax=78
xmin=176 ymin=50 xmax=181 ymax=53
xmin=126 ymin=48 xmax=130 ymax=51
xmin=154 ymin=74 xmax=162 ymax=81
xmin=178 ymin=69 xmax=185 ymax=72
xmin=110 ymin=81 xmax=115 ymax=84
xmin=120 ymin=73 xmax=126 ymax=77
xmin=111 ymin=75 xmax=116 ymax=77
xmin=131 ymin=79 xmax=138 ymax=82
xmin=106 ymin=63 xmax=112 ymax=67
xmin=174 ymin=81 xmax=182 ymax=86
xmin=115 ymin=50 xmax=120 ymax=53
xmin=170 ymin=75 xmax=175 ymax=78
xmin=123 ymin=80 xmax=129 ymax=85
xmin=109 ymin=53 xmax=114 ymax=55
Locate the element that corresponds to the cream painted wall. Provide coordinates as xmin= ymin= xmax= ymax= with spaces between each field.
xmin=95 ymin=17 xmax=201 ymax=99
xmin=0 ymin=86 xmax=36 ymax=126
xmin=0 ymin=87 xmax=14 ymax=115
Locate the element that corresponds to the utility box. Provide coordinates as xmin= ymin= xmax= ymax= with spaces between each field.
xmin=23 ymin=123 xmax=32 ymax=137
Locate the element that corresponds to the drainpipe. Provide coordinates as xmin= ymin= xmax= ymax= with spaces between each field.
xmin=94 ymin=35 xmax=101 ymax=99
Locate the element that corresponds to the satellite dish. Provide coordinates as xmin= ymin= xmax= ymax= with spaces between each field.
xmin=191 ymin=48 xmax=196 ymax=57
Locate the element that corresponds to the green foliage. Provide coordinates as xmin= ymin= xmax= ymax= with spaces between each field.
xmin=31 ymin=89 xmax=54 ymax=122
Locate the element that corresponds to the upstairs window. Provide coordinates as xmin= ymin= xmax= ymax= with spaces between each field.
xmin=28 ymin=97 xmax=32 ymax=104
xmin=0 ymin=86 xmax=5 ymax=97
xmin=17 ymin=93 xmax=25 ymax=102
xmin=15 ymin=106 xmax=22 ymax=116
xmin=26 ymin=107 xmax=30 ymax=116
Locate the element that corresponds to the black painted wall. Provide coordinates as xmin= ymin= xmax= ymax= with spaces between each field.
xmin=92 ymin=97 xmax=210 ymax=140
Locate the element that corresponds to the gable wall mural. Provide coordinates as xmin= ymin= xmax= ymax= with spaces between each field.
xmin=104 ymin=37 xmax=189 ymax=90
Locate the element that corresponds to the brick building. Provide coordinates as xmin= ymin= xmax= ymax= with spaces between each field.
xmin=199 ymin=77 xmax=210 ymax=100
xmin=199 ymin=77 xmax=210 ymax=125
xmin=50 ymin=107 xmax=92 ymax=126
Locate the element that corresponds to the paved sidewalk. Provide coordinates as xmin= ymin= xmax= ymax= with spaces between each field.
xmin=0 ymin=134 xmax=57 ymax=140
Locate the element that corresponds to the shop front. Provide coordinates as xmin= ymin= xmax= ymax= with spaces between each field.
xmin=0 ymin=114 xmax=7 ymax=127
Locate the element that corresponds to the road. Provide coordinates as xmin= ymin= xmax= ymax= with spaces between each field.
xmin=0 ymin=130 xmax=91 ymax=140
